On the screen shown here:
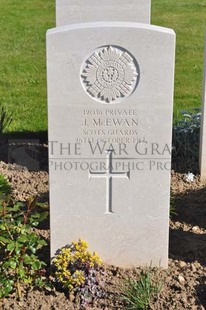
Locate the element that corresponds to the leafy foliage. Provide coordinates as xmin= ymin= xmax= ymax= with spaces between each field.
xmin=0 ymin=174 xmax=12 ymax=198
xmin=0 ymin=104 xmax=13 ymax=135
xmin=173 ymin=109 xmax=201 ymax=161
xmin=52 ymin=239 xmax=104 ymax=306
xmin=0 ymin=196 xmax=48 ymax=299
xmin=122 ymin=269 xmax=162 ymax=310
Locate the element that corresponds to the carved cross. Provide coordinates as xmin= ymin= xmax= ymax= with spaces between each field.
xmin=89 ymin=149 xmax=130 ymax=214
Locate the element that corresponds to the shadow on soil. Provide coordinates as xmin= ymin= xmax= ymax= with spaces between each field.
xmin=169 ymin=185 xmax=206 ymax=265
xmin=196 ymin=277 xmax=206 ymax=309
xmin=0 ymin=131 xmax=48 ymax=171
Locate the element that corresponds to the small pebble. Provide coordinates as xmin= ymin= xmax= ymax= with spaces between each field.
xmin=194 ymin=261 xmax=201 ymax=268
xmin=192 ymin=226 xmax=199 ymax=233
xmin=69 ymin=292 xmax=75 ymax=302
xmin=179 ymin=261 xmax=186 ymax=268
xmin=191 ymin=264 xmax=196 ymax=272
xmin=178 ymin=274 xmax=185 ymax=285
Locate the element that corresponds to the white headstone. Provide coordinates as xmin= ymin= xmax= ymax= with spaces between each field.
xmin=200 ymin=43 xmax=206 ymax=179
xmin=47 ymin=22 xmax=175 ymax=268
xmin=56 ymin=0 xmax=151 ymax=26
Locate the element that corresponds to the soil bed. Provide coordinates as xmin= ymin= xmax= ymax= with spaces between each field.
xmin=0 ymin=161 xmax=206 ymax=309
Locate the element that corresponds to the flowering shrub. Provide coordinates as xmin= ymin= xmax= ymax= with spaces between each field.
xmin=52 ymin=239 xmax=104 ymax=306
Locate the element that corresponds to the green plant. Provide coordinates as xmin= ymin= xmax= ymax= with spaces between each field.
xmin=0 ymin=174 xmax=12 ymax=198
xmin=122 ymin=269 xmax=162 ymax=310
xmin=0 ymin=104 xmax=13 ymax=135
xmin=52 ymin=239 xmax=104 ymax=306
xmin=172 ymin=109 xmax=201 ymax=161
xmin=0 ymin=196 xmax=48 ymax=299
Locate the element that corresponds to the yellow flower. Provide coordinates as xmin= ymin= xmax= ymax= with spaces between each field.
xmin=53 ymin=239 xmax=102 ymax=291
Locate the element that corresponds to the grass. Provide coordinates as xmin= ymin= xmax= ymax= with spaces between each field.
xmin=152 ymin=0 xmax=205 ymax=119
xmin=0 ymin=0 xmax=205 ymax=132
xmin=121 ymin=268 xmax=162 ymax=309
xmin=0 ymin=0 xmax=55 ymax=133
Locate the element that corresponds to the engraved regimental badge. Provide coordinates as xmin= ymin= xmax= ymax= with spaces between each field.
xmin=80 ymin=45 xmax=139 ymax=104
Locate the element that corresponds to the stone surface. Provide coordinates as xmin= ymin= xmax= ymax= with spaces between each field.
xmin=47 ymin=22 xmax=175 ymax=267
xmin=56 ymin=0 xmax=151 ymax=26
xmin=200 ymin=44 xmax=206 ymax=179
